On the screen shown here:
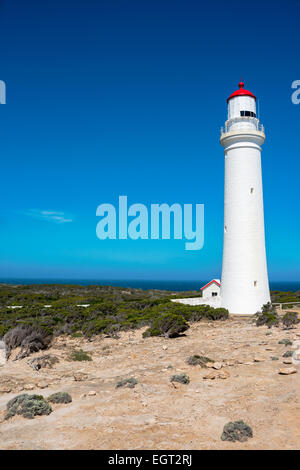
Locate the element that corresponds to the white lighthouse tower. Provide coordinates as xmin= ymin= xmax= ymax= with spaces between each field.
xmin=220 ymin=81 xmax=270 ymax=314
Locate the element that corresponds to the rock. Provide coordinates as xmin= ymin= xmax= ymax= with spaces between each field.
xmin=219 ymin=369 xmax=230 ymax=379
xmin=0 ymin=348 xmax=6 ymax=366
xmin=203 ymin=371 xmax=217 ymax=380
xmin=203 ymin=369 xmax=229 ymax=380
xmin=292 ymin=350 xmax=300 ymax=365
xmin=0 ymin=386 xmax=12 ymax=393
xmin=225 ymin=360 xmax=236 ymax=367
xmin=254 ymin=357 xmax=264 ymax=362
xmin=88 ymin=390 xmax=97 ymax=396
xmin=279 ymin=367 xmax=297 ymax=375
xmin=73 ymin=373 xmax=88 ymax=382
xmin=37 ymin=382 xmax=48 ymax=389
xmin=162 ymin=345 xmax=168 ymax=350
xmin=212 ymin=362 xmax=223 ymax=370
xmin=291 ymin=340 xmax=300 ymax=350
xmin=27 ymin=354 xmax=59 ymax=371
xmin=24 ymin=384 xmax=35 ymax=390
xmin=283 ymin=359 xmax=293 ymax=364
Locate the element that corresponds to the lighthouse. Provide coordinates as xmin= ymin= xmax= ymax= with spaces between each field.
xmin=220 ymin=81 xmax=270 ymax=314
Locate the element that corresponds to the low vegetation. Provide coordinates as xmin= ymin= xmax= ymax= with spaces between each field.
xmin=282 ymin=350 xmax=293 ymax=358
xmin=278 ymin=339 xmax=292 ymax=346
xmin=47 ymin=392 xmax=72 ymax=404
xmin=255 ymin=303 xmax=280 ymax=328
xmin=1 ymin=284 xmax=297 ymax=359
xmin=116 ymin=378 xmax=138 ymax=389
xmin=221 ymin=420 xmax=253 ymax=442
xmin=4 ymin=325 xmax=52 ymax=360
xmin=69 ymin=349 xmax=92 ymax=362
xmin=271 ymin=290 xmax=300 ymax=305
xmin=186 ymin=355 xmax=214 ymax=367
xmin=5 ymin=394 xmax=52 ymax=420
xmin=27 ymin=354 xmax=59 ymax=370
xmin=170 ymin=373 xmax=190 ymax=385
xmin=281 ymin=311 xmax=300 ymax=329
xmin=256 ymin=303 xmax=299 ymax=329
xmin=0 ymin=284 xmax=229 ymax=358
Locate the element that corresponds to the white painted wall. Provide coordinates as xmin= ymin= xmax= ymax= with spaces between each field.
xmin=220 ymin=95 xmax=270 ymax=314
xmin=202 ymin=283 xmax=220 ymax=299
xmin=228 ymin=95 xmax=256 ymax=119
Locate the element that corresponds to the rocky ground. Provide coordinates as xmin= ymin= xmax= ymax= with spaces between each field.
xmin=0 ymin=315 xmax=300 ymax=450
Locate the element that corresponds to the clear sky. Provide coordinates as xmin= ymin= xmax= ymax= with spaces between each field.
xmin=0 ymin=0 xmax=299 ymax=281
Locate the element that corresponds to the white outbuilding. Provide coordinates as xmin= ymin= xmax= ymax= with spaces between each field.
xmin=201 ymin=279 xmax=221 ymax=299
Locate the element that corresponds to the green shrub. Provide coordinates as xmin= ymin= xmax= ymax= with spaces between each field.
xmin=186 ymin=355 xmax=214 ymax=367
xmin=221 ymin=420 xmax=253 ymax=442
xmin=5 ymin=394 xmax=52 ymax=420
xmin=255 ymin=303 xmax=280 ymax=328
xmin=282 ymin=350 xmax=293 ymax=358
xmin=116 ymin=377 xmax=138 ymax=389
xmin=281 ymin=312 xmax=299 ymax=329
xmin=69 ymin=349 xmax=92 ymax=361
xmin=170 ymin=373 xmax=190 ymax=385
xmin=143 ymin=313 xmax=189 ymax=338
xmin=0 ymin=325 xmax=10 ymax=338
xmin=278 ymin=339 xmax=292 ymax=346
xmin=47 ymin=392 xmax=72 ymax=404
xmin=71 ymin=332 xmax=83 ymax=338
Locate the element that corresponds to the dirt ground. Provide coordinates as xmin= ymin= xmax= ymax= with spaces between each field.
xmin=0 ymin=315 xmax=299 ymax=450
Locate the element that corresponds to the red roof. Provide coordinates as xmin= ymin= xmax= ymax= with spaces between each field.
xmin=227 ymin=81 xmax=256 ymax=103
xmin=201 ymin=279 xmax=221 ymax=291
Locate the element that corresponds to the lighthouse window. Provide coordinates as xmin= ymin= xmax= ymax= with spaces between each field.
xmin=250 ymin=187 xmax=254 ymax=194
xmin=254 ymin=281 xmax=257 ymax=287
xmin=240 ymin=111 xmax=256 ymax=117
xmin=212 ymin=292 xmax=218 ymax=297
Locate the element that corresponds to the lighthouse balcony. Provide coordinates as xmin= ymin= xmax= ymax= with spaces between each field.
xmin=220 ymin=117 xmax=265 ymax=139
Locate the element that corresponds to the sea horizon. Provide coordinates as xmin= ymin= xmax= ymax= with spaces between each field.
xmin=0 ymin=278 xmax=299 ymax=292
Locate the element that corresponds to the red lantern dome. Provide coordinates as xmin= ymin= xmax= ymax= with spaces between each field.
xmin=227 ymin=81 xmax=256 ymax=103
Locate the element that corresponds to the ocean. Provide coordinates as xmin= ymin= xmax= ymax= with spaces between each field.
xmin=0 ymin=278 xmax=299 ymax=292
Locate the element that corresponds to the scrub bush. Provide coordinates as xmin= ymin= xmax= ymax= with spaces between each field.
xmin=4 ymin=325 xmax=52 ymax=360
xmin=47 ymin=392 xmax=72 ymax=404
xmin=170 ymin=373 xmax=190 ymax=385
xmin=143 ymin=313 xmax=189 ymax=338
xmin=69 ymin=349 xmax=92 ymax=361
xmin=5 ymin=394 xmax=52 ymax=420
xmin=186 ymin=355 xmax=214 ymax=367
xmin=221 ymin=420 xmax=253 ymax=442
xmin=116 ymin=377 xmax=138 ymax=389
xmin=255 ymin=303 xmax=280 ymax=328
xmin=281 ymin=312 xmax=299 ymax=329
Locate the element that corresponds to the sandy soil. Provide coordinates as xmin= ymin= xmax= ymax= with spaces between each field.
xmin=0 ymin=316 xmax=299 ymax=450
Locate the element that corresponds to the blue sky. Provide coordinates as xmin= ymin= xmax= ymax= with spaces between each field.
xmin=0 ymin=0 xmax=299 ymax=281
